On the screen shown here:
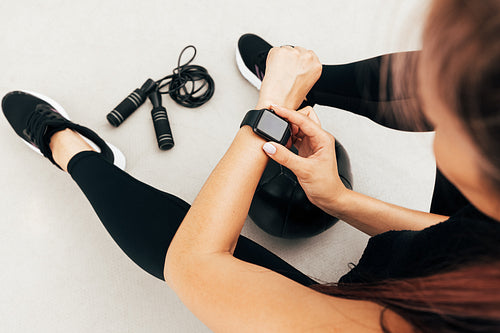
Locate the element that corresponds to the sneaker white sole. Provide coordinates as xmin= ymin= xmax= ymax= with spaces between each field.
xmin=235 ymin=47 xmax=262 ymax=90
xmin=19 ymin=90 xmax=126 ymax=170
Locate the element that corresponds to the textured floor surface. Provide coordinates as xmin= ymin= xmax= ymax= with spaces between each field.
xmin=0 ymin=0 xmax=434 ymax=332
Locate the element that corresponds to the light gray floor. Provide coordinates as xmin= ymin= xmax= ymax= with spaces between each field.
xmin=0 ymin=0 xmax=434 ymax=332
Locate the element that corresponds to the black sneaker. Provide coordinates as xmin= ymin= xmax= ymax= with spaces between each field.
xmin=236 ymin=33 xmax=273 ymax=90
xmin=2 ymin=90 xmax=126 ymax=170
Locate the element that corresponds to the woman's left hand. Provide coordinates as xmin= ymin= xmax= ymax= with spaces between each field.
xmin=257 ymin=46 xmax=322 ymax=110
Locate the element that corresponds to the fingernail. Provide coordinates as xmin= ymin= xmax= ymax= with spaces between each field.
xmin=263 ymin=142 xmax=277 ymax=155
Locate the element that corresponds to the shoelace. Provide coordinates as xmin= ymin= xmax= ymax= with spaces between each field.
xmin=25 ymin=104 xmax=65 ymax=147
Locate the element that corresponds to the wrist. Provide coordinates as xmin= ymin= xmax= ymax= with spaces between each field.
xmin=257 ymin=81 xmax=315 ymax=110
xmin=255 ymin=100 xmax=275 ymax=110
xmin=236 ymin=125 xmax=268 ymax=151
xmin=256 ymin=95 xmax=302 ymax=110
xmin=256 ymin=99 xmax=299 ymax=110
xmin=316 ymin=187 xmax=353 ymax=217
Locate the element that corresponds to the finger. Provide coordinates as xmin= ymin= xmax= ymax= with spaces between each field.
xmin=262 ymin=142 xmax=306 ymax=177
xmin=297 ymin=106 xmax=321 ymax=125
xmin=293 ymin=137 xmax=303 ymax=149
xmin=270 ymin=104 xmax=323 ymax=138
xmin=295 ymin=128 xmax=307 ymax=140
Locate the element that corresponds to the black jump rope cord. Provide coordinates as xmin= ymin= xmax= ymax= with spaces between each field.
xmin=106 ymin=45 xmax=215 ymax=150
xmin=157 ymin=45 xmax=215 ymax=108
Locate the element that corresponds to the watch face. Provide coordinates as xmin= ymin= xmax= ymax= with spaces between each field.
xmin=256 ymin=110 xmax=289 ymax=142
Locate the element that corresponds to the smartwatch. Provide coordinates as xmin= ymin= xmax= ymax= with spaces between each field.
xmin=240 ymin=108 xmax=292 ymax=145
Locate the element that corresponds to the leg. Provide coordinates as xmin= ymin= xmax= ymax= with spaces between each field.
xmin=306 ymin=52 xmax=470 ymax=214
xmin=0 ymin=89 xmax=312 ymax=285
xmin=58 ymin=136 xmax=316 ymax=285
xmin=308 ymin=51 xmax=433 ymax=132
xmin=236 ymin=36 xmax=428 ymax=131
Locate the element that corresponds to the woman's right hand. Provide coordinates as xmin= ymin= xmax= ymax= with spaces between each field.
xmin=262 ymin=105 xmax=349 ymax=212
xmin=263 ymin=107 xmax=449 ymax=237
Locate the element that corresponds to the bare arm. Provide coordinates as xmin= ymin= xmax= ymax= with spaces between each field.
xmin=325 ymin=189 xmax=448 ymax=236
xmin=164 ymin=125 xmax=408 ymax=332
xmin=165 ymin=126 xmax=267 ymax=258
xmin=164 ymin=46 xmax=414 ymax=331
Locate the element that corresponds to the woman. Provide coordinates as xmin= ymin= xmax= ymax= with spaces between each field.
xmin=2 ymin=0 xmax=499 ymax=331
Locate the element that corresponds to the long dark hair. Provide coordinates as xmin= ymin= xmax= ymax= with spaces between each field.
xmin=311 ymin=1 xmax=500 ymax=332
xmin=310 ymin=262 xmax=500 ymax=332
xmin=421 ymin=0 xmax=500 ymax=191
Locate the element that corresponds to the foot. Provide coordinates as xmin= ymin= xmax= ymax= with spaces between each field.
xmin=236 ymin=33 xmax=273 ymax=90
xmin=2 ymin=90 xmax=126 ymax=171
xmin=236 ymin=34 xmax=322 ymax=110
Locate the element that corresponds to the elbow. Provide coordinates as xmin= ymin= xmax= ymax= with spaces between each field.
xmin=164 ymin=242 xmax=230 ymax=289
xmin=163 ymin=226 xmax=192 ymax=285
xmin=163 ymin=242 xmax=199 ymax=288
xmin=164 ymin=244 xmax=182 ymax=285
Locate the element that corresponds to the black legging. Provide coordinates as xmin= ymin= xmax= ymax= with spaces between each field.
xmin=67 ymin=52 xmax=469 ymax=284
xmin=69 ymin=151 xmax=318 ymax=284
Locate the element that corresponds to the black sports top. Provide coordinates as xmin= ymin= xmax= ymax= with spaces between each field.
xmin=339 ymin=204 xmax=500 ymax=284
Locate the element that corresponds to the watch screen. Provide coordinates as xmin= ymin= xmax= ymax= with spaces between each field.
xmin=256 ymin=111 xmax=288 ymax=141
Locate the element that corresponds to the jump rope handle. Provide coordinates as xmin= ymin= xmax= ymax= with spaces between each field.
xmin=149 ymin=90 xmax=175 ymax=150
xmin=106 ymin=79 xmax=157 ymax=127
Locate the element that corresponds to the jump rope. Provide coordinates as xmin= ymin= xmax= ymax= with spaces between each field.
xmin=106 ymin=45 xmax=215 ymax=150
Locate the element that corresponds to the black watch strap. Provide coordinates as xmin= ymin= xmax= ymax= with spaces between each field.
xmin=240 ymin=108 xmax=291 ymax=145
xmin=240 ymin=109 xmax=262 ymax=128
